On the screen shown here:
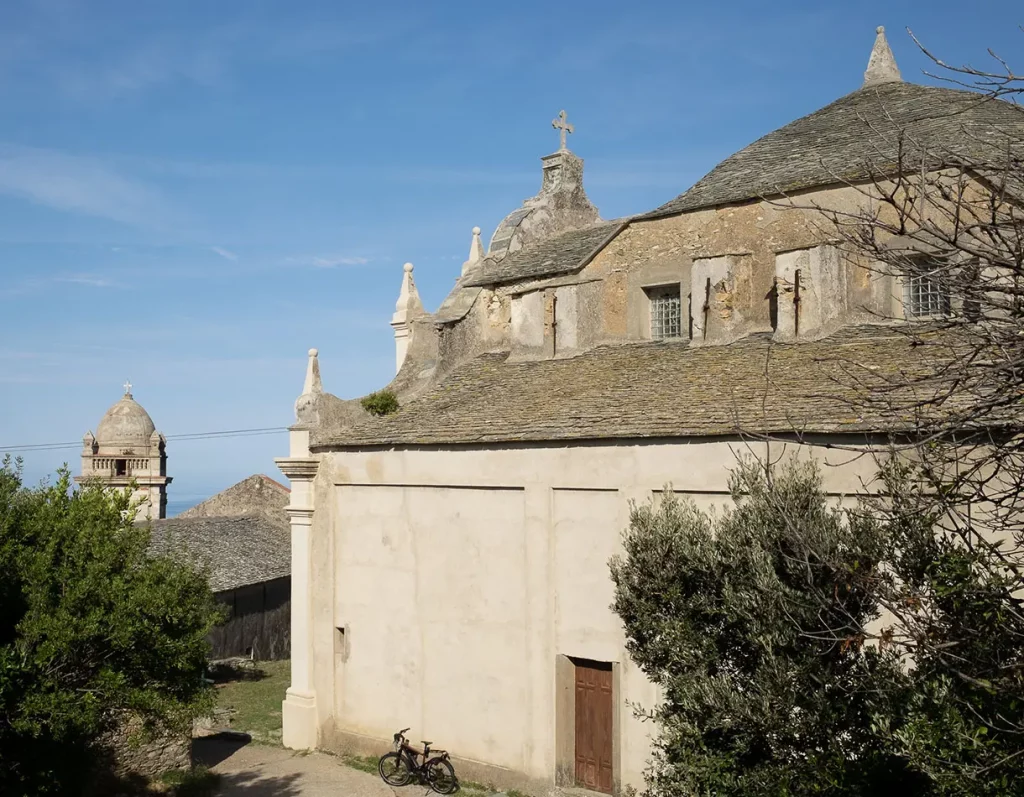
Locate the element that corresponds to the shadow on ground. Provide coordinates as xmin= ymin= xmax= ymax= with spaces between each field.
xmin=193 ymin=735 xmax=305 ymax=795
xmin=214 ymin=769 xmax=304 ymax=796
xmin=193 ymin=733 xmax=253 ymax=768
xmin=207 ymin=661 xmax=269 ymax=684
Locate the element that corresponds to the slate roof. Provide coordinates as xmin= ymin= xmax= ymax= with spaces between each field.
xmin=642 ymin=82 xmax=1024 ymax=219
xmin=462 ymin=221 xmax=625 ymax=288
xmin=176 ymin=474 xmax=289 ymax=521
xmin=315 ymin=324 xmax=961 ymax=449
xmin=434 ymin=285 xmax=483 ymax=324
xmin=149 ymin=515 xmax=290 ymax=593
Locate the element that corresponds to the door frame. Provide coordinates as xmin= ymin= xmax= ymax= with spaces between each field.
xmin=555 ymin=655 xmax=622 ymax=795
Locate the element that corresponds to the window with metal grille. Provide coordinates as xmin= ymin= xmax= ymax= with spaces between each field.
xmin=903 ymin=266 xmax=950 ymax=318
xmin=647 ymin=286 xmax=682 ymax=339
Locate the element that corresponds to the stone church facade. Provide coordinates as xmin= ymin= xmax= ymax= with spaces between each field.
xmin=275 ymin=29 xmax=1024 ymax=793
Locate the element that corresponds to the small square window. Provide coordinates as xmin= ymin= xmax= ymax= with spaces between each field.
xmin=647 ymin=286 xmax=682 ymax=340
xmin=903 ymin=263 xmax=950 ymax=318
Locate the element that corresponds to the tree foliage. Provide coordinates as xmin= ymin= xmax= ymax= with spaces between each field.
xmin=0 ymin=457 xmax=221 ymax=795
xmin=611 ymin=460 xmax=921 ymax=795
xmin=774 ymin=32 xmax=1024 ymax=793
xmin=856 ymin=460 xmax=1024 ymax=796
xmin=611 ymin=458 xmax=1024 ymax=796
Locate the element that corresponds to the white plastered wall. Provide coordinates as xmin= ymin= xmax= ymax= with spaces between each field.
xmin=309 ymin=438 xmax=881 ymax=790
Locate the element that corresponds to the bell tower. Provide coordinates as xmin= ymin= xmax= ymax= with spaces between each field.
xmin=75 ymin=381 xmax=171 ymax=519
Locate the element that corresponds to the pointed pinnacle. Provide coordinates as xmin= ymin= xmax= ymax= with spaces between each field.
xmin=863 ymin=25 xmax=902 ymax=87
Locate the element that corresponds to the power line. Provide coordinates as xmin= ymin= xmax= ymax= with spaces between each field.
xmin=0 ymin=426 xmax=289 ymax=454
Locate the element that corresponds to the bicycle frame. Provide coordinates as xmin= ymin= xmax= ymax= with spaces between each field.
xmin=384 ymin=728 xmax=457 ymax=795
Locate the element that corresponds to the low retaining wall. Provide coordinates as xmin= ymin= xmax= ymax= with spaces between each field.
xmin=98 ymin=713 xmax=192 ymax=779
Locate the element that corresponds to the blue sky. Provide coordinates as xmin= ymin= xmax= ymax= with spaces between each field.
xmin=0 ymin=0 xmax=1020 ymax=507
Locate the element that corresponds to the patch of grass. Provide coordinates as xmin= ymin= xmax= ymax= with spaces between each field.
xmin=213 ymin=659 xmax=289 ymax=745
xmin=456 ymin=779 xmax=494 ymax=793
xmin=456 ymin=778 xmax=491 ymax=790
xmin=334 ymin=751 xmax=501 ymax=795
xmin=341 ymin=753 xmax=381 ymax=774
xmin=330 ymin=745 xmax=532 ymax=797
xmin=159 ymin=766 xmax=221 ymax=797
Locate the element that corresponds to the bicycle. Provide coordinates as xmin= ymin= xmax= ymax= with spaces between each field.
xmin=378 ymin=727 xmax=459 ymax=794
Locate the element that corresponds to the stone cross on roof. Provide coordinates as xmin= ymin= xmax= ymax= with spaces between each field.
xmin=552 ymin=110 xmax=574 ymax=152
xmin=123 ymin=379 xmax=132 ymax=396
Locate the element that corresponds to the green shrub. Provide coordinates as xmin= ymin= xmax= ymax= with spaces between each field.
xmin=611 ymin=458 xmax=1024 ymax=796
xmin=0 ymin=457 xmax=221 ymax=795
xmin=361 ymin=390 xmax=400 ymax=416
xmin=610 ymin=460 xmax=923 ymax=796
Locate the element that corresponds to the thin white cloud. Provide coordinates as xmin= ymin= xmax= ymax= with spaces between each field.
xmin=211 ymin=246 xmax=238 ymax=261
xmin=1 ymin=9 xmax=411 ymax=105
xmin=52 ymin=37 xmax=228 ymax=102
xmin=0 ymin=272 xmax=121 ymax=296
xmin=283 ymin=254 xmax=370 ymax=268
xmin=0 ymin=143 xmax=177 ymax=228
xmin=52 ymin=274 xmax=117 ymax=288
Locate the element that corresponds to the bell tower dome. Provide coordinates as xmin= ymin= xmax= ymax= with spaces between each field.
xmin=74 ymin=381 xmax=171 ymax=519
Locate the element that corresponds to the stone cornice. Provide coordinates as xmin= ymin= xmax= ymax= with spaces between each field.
xmin=286 ymin=506 xmax=315 ymax=523
xmin=275 ymin=457 xmax=320 ymax=481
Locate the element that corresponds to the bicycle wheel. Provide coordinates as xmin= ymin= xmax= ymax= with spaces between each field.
xmin=378 ymin=752 xmax=413 ymax=786
xmin=425 ymin=757 xmax=458 ymax=794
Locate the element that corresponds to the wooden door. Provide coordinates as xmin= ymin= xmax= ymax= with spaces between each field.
xmin=574 ymin=659 xmax=613 ymax=794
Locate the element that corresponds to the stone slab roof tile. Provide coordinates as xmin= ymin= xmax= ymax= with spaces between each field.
xmin=642 ymin=83 xmax=1024 ymax=219
xmin=314 ymin=324 xmax=959 ymax=449
xmin=149 ymin=515 xmax=290 ymax=593
xmin=434 ymin=286 xmax=483 ymax=324
xmin=463 ymin=220 xmax=626 ymax=288
xmin=177 ymin=473 xmax=289 ymax=520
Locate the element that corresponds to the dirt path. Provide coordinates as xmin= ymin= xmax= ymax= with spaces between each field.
xmin=195 ymin=735 xmax=403 ymax=797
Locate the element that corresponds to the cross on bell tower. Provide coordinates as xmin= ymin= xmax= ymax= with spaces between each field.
xmin=551 ymin=110 xmax=574 ymax=152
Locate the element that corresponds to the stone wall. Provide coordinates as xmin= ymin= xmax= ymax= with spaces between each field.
xmin=97 ymin=713 xmax=192 ymax=780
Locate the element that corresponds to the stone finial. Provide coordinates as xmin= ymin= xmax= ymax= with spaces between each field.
xmin=552 ymin=110 xmax=574 ymax=152
xmin=461 ymin=226 xmax=486 ymax=276
xmin=863 ymin=26 xmax=902 ymax=87
xmin=302 ymin=348 xmax=322 ymax=396
xmin=392 ymin=263 xmax=424 ymax=323
xmin=391 ymin=263 xmax=426 ymax=374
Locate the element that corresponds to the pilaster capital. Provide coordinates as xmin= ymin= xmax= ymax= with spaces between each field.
xmin=275 ymin=456 xmax=320 ymax=483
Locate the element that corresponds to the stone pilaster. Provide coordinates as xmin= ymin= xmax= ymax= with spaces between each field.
xmin=275 ymin=452 xmax=321 ymax=750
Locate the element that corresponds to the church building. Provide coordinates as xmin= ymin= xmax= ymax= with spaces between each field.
xmin=275 ymin=29 xmax=1024 ymax=794
xmin=76 ymin=382 xmax=170 ymax=520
